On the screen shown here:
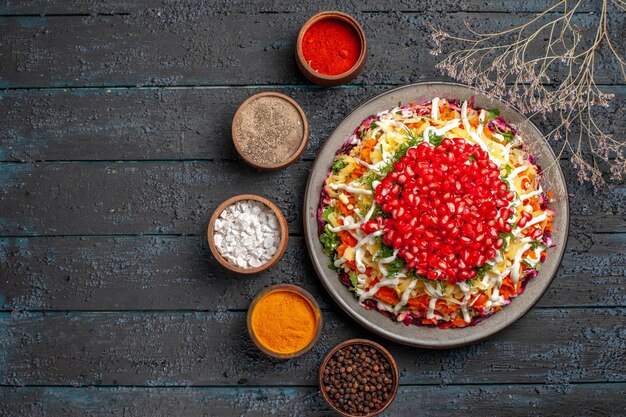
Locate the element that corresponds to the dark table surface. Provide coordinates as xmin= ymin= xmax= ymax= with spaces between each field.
xmin=0 ymin=1 xmax=624 ymax=416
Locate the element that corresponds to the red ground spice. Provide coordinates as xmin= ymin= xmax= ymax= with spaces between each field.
xmin=302 ymin=18 xmax=361 ymax=76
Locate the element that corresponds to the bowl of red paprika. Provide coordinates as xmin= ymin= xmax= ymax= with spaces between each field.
xmin=296 ymin=11 xmax=367 ymax=87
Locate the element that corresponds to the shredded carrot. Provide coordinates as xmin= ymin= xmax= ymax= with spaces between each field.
xmin=344 ymin=260 xmax=357 ymax=271
xmin=472 ymin=293 xmax=490 ymax=309
xmin=523 ymin=249 xmax=538 ymax=260
xmin=376 ymin=286 xmax=400 ymax=304
xmin=436 ymin=300 xmax=458 ymax=314
xmin=528 ymin=197 xmax=541 ymax=211
xmin=500 ymin=275 xmax=521 ymax=299
xmin=351 ymin=166 xmax=365 ymax=179
xmin=337 ymin=243 xmax=348 ymax=257
xmin=407 ymin=295 xmax=430 ymax=309
xmin=336 ymin=201 xmax=351 ymax=216
xmin=406 ymin=121 xmax=423 ymax=129
xmin=359 ymin=138 xmax=377 ymax=161
xmin=452 ymin=315 xmax=469 ymax=327
xmin=339 ymin=231 xmax=358 ymax=247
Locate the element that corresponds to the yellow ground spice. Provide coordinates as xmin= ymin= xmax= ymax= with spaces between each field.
xmin=251 ymin=290 xmax=319 ymax=354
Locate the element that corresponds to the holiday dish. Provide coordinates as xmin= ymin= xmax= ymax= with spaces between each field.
xmin=304 ymin=83 xmax=568 ymax=347
xmin=317 ymin=97 xmax=555 ymax=328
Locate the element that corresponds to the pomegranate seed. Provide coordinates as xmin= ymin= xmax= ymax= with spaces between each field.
xmin=427 ymin=270 xmax=440 ymax=280
xmin=374 ymin=140 xmax=514 ymax=283
xmin=361 ymin=220 xmax=379 ymax=234
xmin=518 ymin=217 xmax=528 ymax=228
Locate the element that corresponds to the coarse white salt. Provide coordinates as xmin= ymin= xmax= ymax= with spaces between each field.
xmin=213 ymin=200 xmax=281 ymax=269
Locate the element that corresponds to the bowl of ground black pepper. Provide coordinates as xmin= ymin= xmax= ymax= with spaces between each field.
xmin=232 ymin=92 xmax=309 ymax=170
xmin=319 ymin=339 xmax=399 ymax=416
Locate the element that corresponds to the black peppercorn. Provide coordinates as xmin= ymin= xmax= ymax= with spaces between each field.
xmin=321 ymin=343 xmax=395 ymax=416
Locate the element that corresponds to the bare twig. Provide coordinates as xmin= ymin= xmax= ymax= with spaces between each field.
xmin=431 ymin=0 xmax=625 ymax=191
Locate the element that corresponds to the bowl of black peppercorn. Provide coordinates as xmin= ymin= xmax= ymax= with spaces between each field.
xmin=319 ymin=338 xmax=399 ymax=416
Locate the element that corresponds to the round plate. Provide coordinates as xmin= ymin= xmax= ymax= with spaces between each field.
xmin=303 ymin=82 xmax=569 ymax=348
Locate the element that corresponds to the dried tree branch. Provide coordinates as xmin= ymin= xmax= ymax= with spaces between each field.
xmin=430 ymin=0 xmax=625 ymax=191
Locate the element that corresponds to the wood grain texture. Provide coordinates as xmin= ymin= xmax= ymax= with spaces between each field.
xmin=0 ymin=0 xmax=602 ymax=15
xmin=1 ymin=86 xmax=624 ymax=162
xmin=1 ymin=384 xmax=624 ymax=417
xmin=0 ymin=9 xmax=623 ymax=88
xmin=0 ymin=309 xmax=624 ymax=386
xmin=0 ymin=160 xmax=623 ymax=236
xmin=0 ymin=0 xmax=624 ymax=414
xmin=0 ymin=234 xmax=624 ymax=311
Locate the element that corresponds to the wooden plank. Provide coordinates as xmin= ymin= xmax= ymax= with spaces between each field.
xmin=0 ymin=160 xmax=623 ymax=236
xmin=0 ymin=234 xmax=623 ymax=311
xmin=0 ymin=160 xmax=309 ymax=236
xmin=0 ymin=0 xmax=601 ymax=16
xmin=0 ymin=308 xmax=623 ymax=386
xmin=0 ymin=384 xmax=624 ymax=417
xmin=0 ymin=86 xmax=386 ymax=162
xmin=0 ymin=11 xmax=623 ymax=88
xmin=1 ymin=85 xmax=624 ymax=162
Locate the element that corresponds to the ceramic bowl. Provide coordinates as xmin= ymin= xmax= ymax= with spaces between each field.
xmin=296 ymin=11 xmax=367 ymax=87
xmin=319 ymin=338 xmax=399 ymax=416
xmin=208 ymin=194 xmax=288 ymax=274
xmin=247 ymin=283 xmax=323 ymax=359
xmin=232 ymin=92 xmax=309 ymax=170
xmin=303 ymin=82 xmax=569 ymax=348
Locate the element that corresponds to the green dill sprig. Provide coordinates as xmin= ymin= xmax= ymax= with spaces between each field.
xmin=331 ymin=159 xmax=348 ymax=173
xmin=385 ymin=258 xmax=407 ymax=276
xmin=349 ymin=271 xmax=360 ymax=293
xmin=494 ymin=126 xmax=516 ymax=143
xmin=530 ymin=240 xmax=546 ymax=250
xmin=487 ymin=108 xmax=500 ymax=120
xmin=322 ymin=205 xmax=334 ymax=222
xmin=320 ymin=226 xmax=340 ymax=260
xmin=378 ymin=130 xmax=422 ymax=176
xmin=428 ymin=130 xmax=445 ymax=146
xmin=375 ymin=237 xmax=394 ymax=260
xmin=361 ymin=171 xmax=381 ymax=190
xmin=474 ymin=263 xmax=493 ymax=278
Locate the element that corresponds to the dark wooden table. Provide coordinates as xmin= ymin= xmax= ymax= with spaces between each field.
xmin=0 ymin=1 xmax=624 ymax=416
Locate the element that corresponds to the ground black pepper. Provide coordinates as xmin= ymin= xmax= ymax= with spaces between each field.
xmin=234 ymin=95 xmax=304 ymax=166
xmin=321 ymin=343 xmax=395 ymax=416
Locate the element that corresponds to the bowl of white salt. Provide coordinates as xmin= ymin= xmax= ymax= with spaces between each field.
xmin=208 ymin=194 xmax=289 ymax=274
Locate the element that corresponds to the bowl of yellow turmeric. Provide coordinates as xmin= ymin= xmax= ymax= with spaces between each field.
xmin=247 ymin=284 xmax=323 ymax=359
